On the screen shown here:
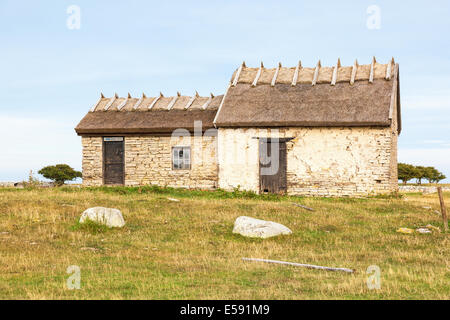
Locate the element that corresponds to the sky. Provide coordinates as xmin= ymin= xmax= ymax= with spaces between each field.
xmin=0 ymin=0 xmax=449 ymax=182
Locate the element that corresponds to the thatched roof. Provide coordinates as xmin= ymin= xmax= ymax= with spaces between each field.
xmin=75 ymin=92 xmax=223 ymax=135
xmin=214 ymin=58 xmax=401 ymax=133
xmin=76 ymin=58 xmax=401 ymax=136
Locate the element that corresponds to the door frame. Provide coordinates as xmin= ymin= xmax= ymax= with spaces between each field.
xmin=257 ymin=137 xmax=293 ymax=194
xmin=102 ymin=137 xmax=125 ymax=185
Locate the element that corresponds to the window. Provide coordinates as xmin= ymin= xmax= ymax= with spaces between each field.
xmin=172 ymin=146 xmax=191 ymax=170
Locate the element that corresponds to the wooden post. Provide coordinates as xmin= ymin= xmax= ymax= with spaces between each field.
xmin=437 ymin=187 xmax=448 ymax=232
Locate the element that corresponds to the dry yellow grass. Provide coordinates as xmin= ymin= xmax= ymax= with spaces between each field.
xmin=0 ymin=187 xmax=448 ymax=300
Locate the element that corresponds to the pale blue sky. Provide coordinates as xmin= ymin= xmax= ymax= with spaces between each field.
xmin=1 ymin=0 xmax=449 ymax=182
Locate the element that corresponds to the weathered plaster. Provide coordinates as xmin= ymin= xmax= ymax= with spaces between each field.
xmin=218 ymin=126 xmax=398 ymax=197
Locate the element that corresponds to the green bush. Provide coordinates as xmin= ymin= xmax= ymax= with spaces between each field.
xmin=38 ymin=164 xmax=82 ymax=186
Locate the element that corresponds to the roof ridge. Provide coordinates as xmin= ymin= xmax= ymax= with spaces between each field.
xmin=231 ymin=57 xmax=397 ymax=87
xmin=91 ymin=91 xmax=224 ymax=112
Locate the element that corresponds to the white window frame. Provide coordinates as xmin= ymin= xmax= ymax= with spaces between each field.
xmin=172 ymin=146 xmax=191 ymax=170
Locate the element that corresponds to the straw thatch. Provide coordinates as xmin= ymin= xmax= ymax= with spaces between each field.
xmin=75 ymin=93 xmax=223 ymax=134
xmin=214 ymin=59 xmax=400 ymax=132
xmin=214 ymin=80 xmax=394 ymax=127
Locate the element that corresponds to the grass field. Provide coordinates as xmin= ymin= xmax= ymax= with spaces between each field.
xmin=0 ymin=186 xmax=448 ymax=300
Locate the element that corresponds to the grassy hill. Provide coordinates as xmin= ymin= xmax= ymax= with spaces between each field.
xmin=0 ymin=186 xmax=448 ymax=299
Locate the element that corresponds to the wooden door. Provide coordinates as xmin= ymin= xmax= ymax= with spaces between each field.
xmin=103 ymin=137 xmax=124 ymax=185
xmin=259 ymin=139 xmax=287 ymax=194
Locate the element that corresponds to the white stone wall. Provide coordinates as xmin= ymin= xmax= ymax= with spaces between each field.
xmin=218 ymin=127 xmax=398 ymax=197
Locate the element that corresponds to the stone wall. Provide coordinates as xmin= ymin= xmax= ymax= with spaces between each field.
xmin=82 ymin=118 xmax=398 ymax=196
xmin=81 ymin=136 xmax=103 ymax=186
xmin=218 ymin=126 xmax=398 ymax=197
xmin=399 ymin=186 xmax=450 ymax=193
xmin=81 ymin=135 xmax=218 ymax=189
xmin=124 ymin=135 xmax=217 ymax=188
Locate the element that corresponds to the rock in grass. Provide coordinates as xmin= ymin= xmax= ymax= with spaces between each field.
xmin=80 ymin=207 xmax=125 ymax=228
xmin=233 ymin=216 xmax=292 ymax=239
xmin=416 ymin=228 xmax=432 ymax=234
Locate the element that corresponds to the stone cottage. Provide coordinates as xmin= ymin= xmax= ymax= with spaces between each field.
xmin=75 ymin=57 xmax=401 ymax=197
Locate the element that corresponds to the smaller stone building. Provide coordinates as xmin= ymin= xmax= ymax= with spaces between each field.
xmin=76 ymin=92 xmax=223 ymax=189
xmin=76 ymin=57 xmax=401 ymax=197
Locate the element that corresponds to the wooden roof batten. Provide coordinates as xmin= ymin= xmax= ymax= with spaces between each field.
xmin=251 ymin=62 xmax=264 ymax=87
xmin=201 ymin=93 xmax=214 ymax=110
xmin=312 ymin=60 xmax=321 ymax=86
xmin=331 ymin=58 xmax=341 ymax=86
xmin=350 ymin=60 xmax=358 ymax=85
xmin=90 ymin=93 xmax=104 ymax=112
xmin=184 ymin=91 xmax=199 ymax=110
xmin=103 ymin=93 xmax=118 ymax=111
xmin=291 ymin=61 xmax=302 ymax=86
xmin=117 ymin=93 xmax=131 ymax=111
xmin=386 ymin=57 xmax=395 ymax=80
xmin=133 ymin=93 xmax=146 ymax=110
xmin=148 ymin=92 xmax=163 ymax=110
xmin=167 ymin=92 xmax=181 ymax=110
xmin=369 ymin=57 xmax=376 ymax=83
xmin=271 ymin=62 xmax=281 ymax=87
xmin=232 ymin=61 xmax=245 ymax=87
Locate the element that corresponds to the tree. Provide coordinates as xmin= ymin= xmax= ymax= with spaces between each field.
xmin=434 ymin=172 xmax=447 ymax=183
xmin=399 ymin=163 xmax=447 ymax=184
xmin=429 ymin=168 xmax=446 ymax=183
xmin=38 ymin=164 xmax=82 ymax=186
xmin=423 ymin=167 xmax=439 ymax=183
xmin=398 ymin=163 xmax=416 ymax=184
xmin=414 ymin=166 xmax=426 ymax=185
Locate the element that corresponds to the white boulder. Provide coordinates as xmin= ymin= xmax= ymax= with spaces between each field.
xmin=80 ymin=207 xmax=125 ymax=228
xmin=232 ymin=216 xmax=292 ymax=239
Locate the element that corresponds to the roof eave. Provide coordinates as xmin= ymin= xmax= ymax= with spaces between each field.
xmin=214 ymin=121 xmax=392 ymax=128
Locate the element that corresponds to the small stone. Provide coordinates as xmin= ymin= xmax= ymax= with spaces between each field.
xmin=416 ymin=228 xmax=432 ymax=234
xmin=79 ymin=207 xmax=125 ymax=228
xmin=167 ymin=197 xmax=180 ymax=202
